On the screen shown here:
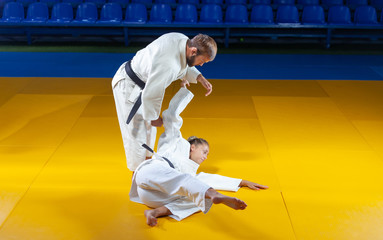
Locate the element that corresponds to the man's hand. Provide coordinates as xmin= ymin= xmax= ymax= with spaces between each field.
xmin=239 ymin=180 xmax=269 ymax=190
xmin=151 ymin=116 xmax=163 ymax=127
xmin=197 ymin=74 xmax=212 ymax=96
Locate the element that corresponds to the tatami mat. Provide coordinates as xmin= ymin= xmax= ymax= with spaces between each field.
xmin=0 ymin=78 xmax=382 ymax=240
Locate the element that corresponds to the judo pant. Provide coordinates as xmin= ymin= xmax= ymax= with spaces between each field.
xmin=135 ymin=161 xmax=213 ymax=220
xmin=112 ymin=62 xmax=156 ymax=171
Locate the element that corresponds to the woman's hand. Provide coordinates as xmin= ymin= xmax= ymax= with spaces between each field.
xmin=151 ymin=116 xmax=163 ymax=127
xmin=180 ymin=79 xmax=190 ymax=88
xmin=197 ymin=74 xmax=212 ymax=96
xmin=239 ymin=180 xmax=269 ymax=190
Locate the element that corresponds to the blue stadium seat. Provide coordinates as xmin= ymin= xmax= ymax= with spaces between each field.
xmin=0 ymin=2 xmax=24 ymax=22
xmin=98 ymin=2 xmax=122 ymax=22
xmin=274 ymin=0 xmax=295 ymax=5
xmin=108 ymin=0 xmax=130 ymax=7
xmin=276 ymin=5 xmax=299 ymax=23
xmin=155 ymin=0 xmax=176 ymax=3
xmin=16 ymin=0 xmax=37 ymax=7
xmin=174 ymin=4 xmax=197 ymax=23
xmin=0 ymin=0 xmax=14 ymax=8
xmin=149 ymin=3 xmax=172 ymax=23
xmin=74 ymin=2 xmax=97 ymax=23
xmin=297 ymin=0 xmax=319 ymax=6
xmin=24 ymin=2 xmax=49 ymax=22
xmin=39 ymin=0 xmax=60 ymax=7
xmin=124 ymin=3 xmax=147 ymax=23
xmin=202 ymin=0 xmax=223 ymax=4
xmin=132 ymin=0 xmax=152 ymax=4
xmin=226 ymin=0 xmax=247 ymax=4
xmin=302 ymin=5 xmax=325 ymax=24
xmin=225 ymin=4 xmax=248 ymax=23
xmin=347 ymin=0 xmax=367 ymax=10
xmin=328 ymin=5 xmax=351 ymax=24
xmin=84 ymin=0 xmax=106 ymax=7
xmin=199 ymin=3 xmax=223 ymax=23
xmin=49 ymin=2 xmax=74 ymax=23
xmin=250 ymin=4 xmax=274 ymax=24
xmin=354 ymin=5 xmax=378 ymax=25
xmin=321 ymin=0 xmax=343 ymax=8
xmin=249 ymin=0 xmax=271 ymax=4
xmin=381 ymin=11 xmax=383 ymax=24
xmin=61 ymin=0 xmax=83 ymax=7
xmin=371 ymin=0 xmax=383 ymax=10
xmin=179 ymin=0 xmax=199 ymax=4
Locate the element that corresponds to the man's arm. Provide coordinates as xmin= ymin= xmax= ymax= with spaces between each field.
xmin=197 ymin=74 xmax=213 ymax=96
xmin=184 ymin=67 xmax=212 ymax=96
xmin=141 ymin=57 xmax=178 ymax=122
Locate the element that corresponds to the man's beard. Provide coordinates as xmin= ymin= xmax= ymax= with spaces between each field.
xmin=186 ymin=55 xmax=196 ymax=67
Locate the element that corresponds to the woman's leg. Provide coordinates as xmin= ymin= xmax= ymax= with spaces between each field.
xmin=144 ymin=206 xmax=172 ymax=227
xmin=135 ymin=162 xmax=211 ymax=212
xmin=205 ymin=188 xmax=247 ymax=210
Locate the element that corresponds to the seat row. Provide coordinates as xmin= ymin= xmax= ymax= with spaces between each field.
xmin=222 ymin=4 xmax=383 ymax=25
xmin=1 ymin=2 xmax=383 ymax=25
xmin=3 ymin=0 xmax=383 ymax=8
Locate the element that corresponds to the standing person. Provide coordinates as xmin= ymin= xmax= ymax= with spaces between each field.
xmin=130 ymin=87 xmax=269 ymax=226
xmin=112 ymin=32 xmax=217 ymax=171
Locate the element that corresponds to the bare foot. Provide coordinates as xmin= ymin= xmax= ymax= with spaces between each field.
xmin=143 ymin=206 xmax=171 ymax=227
xmin=211 ymin=194 xmax=247 ymax=210
xmin=144 ymin=210 xmax=158 ymax=227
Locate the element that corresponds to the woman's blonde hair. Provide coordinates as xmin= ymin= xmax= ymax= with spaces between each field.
xmin=187 ymin=136 xmax=209 ymax=147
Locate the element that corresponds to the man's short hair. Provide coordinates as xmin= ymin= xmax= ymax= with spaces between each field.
xmin=189 ymin=34 xmax=217 ymax=61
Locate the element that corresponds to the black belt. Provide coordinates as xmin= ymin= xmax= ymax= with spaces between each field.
xmin=125 ymin=60 xmax=145 ymax=125
xmin=142 ymin=144 xmax=175 ymax=169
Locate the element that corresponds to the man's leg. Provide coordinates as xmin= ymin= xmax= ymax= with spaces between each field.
xmin=113 ymin=77 xmax=155 ymax=171
xmin=126 ymin=110 xmax=155 ymax=169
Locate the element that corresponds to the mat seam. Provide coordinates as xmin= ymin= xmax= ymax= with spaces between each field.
xmin=0 ymin=96 xmax=93 ymax=230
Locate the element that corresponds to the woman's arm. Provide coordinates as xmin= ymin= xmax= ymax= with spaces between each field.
xmin=157 ymin=88 xmax=194 ymax=153
xmin=239 ymin=180 xmax=269 ymax=190
xmin=195 ymin=172 xmax=242 ymax=192
xmin=196 ymin=172 xmax=269 ymax=192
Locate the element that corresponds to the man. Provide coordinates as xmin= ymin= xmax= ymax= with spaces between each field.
xmin=112 ymin=33 xmax=217 ymax=171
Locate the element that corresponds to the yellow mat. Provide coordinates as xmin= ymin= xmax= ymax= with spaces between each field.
xmin=0 ymin=77 xmax=382 ymax=240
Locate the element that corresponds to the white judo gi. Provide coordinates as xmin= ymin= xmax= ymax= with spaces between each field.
xmin=130 ymin=88 xmax=242 ymax=221
xmin=112 ymin=33 xmax=202 ymax=171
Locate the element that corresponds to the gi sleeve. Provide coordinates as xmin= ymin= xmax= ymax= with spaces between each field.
xmin=141 ymin=57 xmax=178 ymax=121
xmin=161 ymin=88 xmax=194 ymax=141
xmin=196 ymin=172 xmax=242 ymax=192
xmin=184 ymin=67 xmax=201 ymax=84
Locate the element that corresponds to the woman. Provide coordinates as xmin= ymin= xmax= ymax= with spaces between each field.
xmin=129 ymin=87 xmax=268 ymax=227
